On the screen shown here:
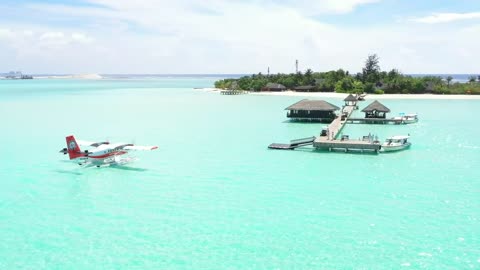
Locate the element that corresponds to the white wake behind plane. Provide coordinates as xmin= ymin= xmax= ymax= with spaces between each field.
xmin=60 ymin=135 xmax=158 ymax=167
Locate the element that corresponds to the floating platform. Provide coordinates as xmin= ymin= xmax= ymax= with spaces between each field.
xmin=313 ymin=138 xmax=381 ymax=153
xmin=268 ymin=136 xmax=316 ymax=150
xmin=220 ymin=90 xmax=247 ymax=95
xmin=347 ymin=118 xmax=405 ymax=124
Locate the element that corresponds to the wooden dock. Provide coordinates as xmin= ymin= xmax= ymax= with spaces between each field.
xmin=313 ymin=105 xmax=381 ymax=153
xmin=313 ymin=138 xmax=381 ymax=153
xmin=347 ymin=118 xmax=405 ymax=124
xmin=268 ymin=104 xmax=388 ymax=153
xmin=220 ymin=90 xmax=247 ymax=95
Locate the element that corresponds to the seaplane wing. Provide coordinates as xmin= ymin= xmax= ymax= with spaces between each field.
xmin=77 ymin=140 xmax=110 ymax=147
xmin=122 ymin=145 xmax=158 ymax=151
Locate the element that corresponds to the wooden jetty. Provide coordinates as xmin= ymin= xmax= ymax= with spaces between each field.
xmin=269 ymin=104 xmax=381 ymax=153
xmin=220 ymin=90 xmax=247 ymax=95
xmin=313 ymin=136 xmax=381 ymax=153
xmin=346 ymin=118 xmax=405 ymax=124
xmin=268 ymin=97 xmax=414 ymax=154
xmin=313 ymin=105 xmax=381 ymax=153
xmin=268 ymin=136 xmax=316 ymax=150
xmin=269 ymin=105 xmax=371 ymax=152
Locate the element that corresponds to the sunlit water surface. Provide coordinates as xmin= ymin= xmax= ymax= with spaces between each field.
xmin=0 ymin=78 xmax=479 ymax=269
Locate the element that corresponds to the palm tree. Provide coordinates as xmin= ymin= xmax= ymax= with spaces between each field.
xmin=304 ymin=69 xmax=313 ymax=85
xmin=446 ymin=76 xmax=453 ymax=87
xmin=469 ymin=76 xmax=476 ymax=83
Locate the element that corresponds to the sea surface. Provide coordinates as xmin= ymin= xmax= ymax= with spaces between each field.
xmin=0 ymin=77 xmax=479 ymax=269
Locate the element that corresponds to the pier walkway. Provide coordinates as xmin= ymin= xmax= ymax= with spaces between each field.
xmin=323 ymin=105 xmax=355 ymax=140
xmin=313 ymin=105 xmax=381 ymax=152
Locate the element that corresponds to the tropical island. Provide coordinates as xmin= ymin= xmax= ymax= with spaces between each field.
xmin=1 ymin=71 xmax=33 ymax=80
xmin=214 ymin=55 xmax=480 ymax=95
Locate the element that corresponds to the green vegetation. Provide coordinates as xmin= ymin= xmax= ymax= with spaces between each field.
xmin=214 ymin=54 xmax=480 ymax=95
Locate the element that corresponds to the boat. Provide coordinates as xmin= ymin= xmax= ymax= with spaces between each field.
xmin=381 ymin=135 xmax=411 ymax=152
xmin=355 ymin=93 xmax=367 ymax=101
xmin=402 ymin=113 xmax=418 ymax=124
xmin=393 ymin=113 xmax=418 ymax=124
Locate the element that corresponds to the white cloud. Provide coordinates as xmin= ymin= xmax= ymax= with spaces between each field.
xmin=39 ymin=31 xmax=65 ymax=40
xmin=287 ymin=0 xmax=381 ymax=14
xmin=72 ymin=33 xmax=93 ymax=43
xmin=37 ymin=31 xmax=94 ymax=46
xmin=0 ymin=28 xmax=14 ymax=39
xmin=23 ymin=30 xmax=34 ymax=37
xmin=411 ymin=12 xmax=480 ymax=24
xmin=0 ymin=29 xmax=94 ymax=52
xmin=1 ymin=1 xmax=479 ymax=73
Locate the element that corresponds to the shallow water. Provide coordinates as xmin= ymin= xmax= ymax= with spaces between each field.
xmin=0 ymin=78 xmax=479 ymax=269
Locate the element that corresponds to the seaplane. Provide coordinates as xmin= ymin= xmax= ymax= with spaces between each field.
xmin=60 ymin=135 xmax=158 ymax=167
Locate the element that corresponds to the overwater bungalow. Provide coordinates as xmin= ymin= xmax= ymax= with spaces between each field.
xmin=344 ymin=94 xmax=357 ymax=106
xmin=262 ymin=83 xmax=286 ymax=91
xmin=361 ymin=100 xmax=390 ymax=118
xmin=286 ymin=99 xmax=340 ymax=122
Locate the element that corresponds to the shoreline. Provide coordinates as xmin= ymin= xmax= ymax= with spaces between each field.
xmin=34 ymin=74 xmax=103 ymax=80
xmin=200 ymin=88 xmax=480 ymax=100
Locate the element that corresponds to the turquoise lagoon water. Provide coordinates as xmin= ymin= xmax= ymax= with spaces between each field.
xmin=0 ymin=78 xmax=479 ymax=269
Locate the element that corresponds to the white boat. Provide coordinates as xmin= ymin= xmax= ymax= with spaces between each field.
xmin=393 ymin=113 xmax=418 ymax=124
xmin=381 ymin=135 xmax=411 ymax=152
xmin=402 ymin=113 xmax=418 ymax=124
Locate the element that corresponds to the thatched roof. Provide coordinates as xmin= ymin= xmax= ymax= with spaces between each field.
xmin=344 ymin=94 xmax=357 ymax=102
xmin=361 ymin=100 xmax=390 ymax=112
xmin=265 ymin=83 xmax=286 ymax=89
xmin=285 ymin=99 xmax=340 ymax=111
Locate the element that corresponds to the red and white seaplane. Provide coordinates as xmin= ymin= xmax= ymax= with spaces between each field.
xmin=60 ymin=135 xmax=158 ymax=167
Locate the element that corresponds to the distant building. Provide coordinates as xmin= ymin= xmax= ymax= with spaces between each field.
xmin=375 ymin=81 xmax=388 ymax=91
xmin=361 ymin=100 xmax=390 ymax=118
xmin=4 ymin=71 xmax=32 ymax=79
xmin=285 ymin=99 xmax=340 ymax=122
xmin=5 ymin=71 xmax=22 ymax=79
xmin=343 ymin=94 xmax=358 ymax=106
xmin=262 ymin=83 xmax=286 ymax=91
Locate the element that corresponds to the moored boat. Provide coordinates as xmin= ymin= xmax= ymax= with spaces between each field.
xmin=381 ymin=135 xmax=411 ymax=152
xmin=393 ymin=113 xmax=419 ymax=124
xmin=402 ymin=113 xmax=418 ymax=124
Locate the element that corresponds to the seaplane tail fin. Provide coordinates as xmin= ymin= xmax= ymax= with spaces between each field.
xmin=66 ymin=135 xmax=86 ymax=160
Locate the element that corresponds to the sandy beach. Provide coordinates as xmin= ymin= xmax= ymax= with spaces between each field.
xmin=202 ymin=88 xmax=480 ymax=100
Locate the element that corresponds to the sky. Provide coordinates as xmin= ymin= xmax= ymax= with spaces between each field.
xmin=0 ymin=0 xmax=479 ymax=74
